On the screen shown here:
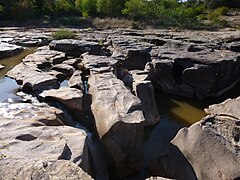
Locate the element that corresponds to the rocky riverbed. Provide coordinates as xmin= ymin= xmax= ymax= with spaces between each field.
xmin=0 ymin=27 xmax=240 ymax=179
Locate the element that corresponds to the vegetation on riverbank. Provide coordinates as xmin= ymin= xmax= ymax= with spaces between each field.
xmin=0 ymin=0 xmax=239 ymax=29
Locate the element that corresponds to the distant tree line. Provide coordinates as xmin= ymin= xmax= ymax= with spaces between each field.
xmin=0 ymin=0 xmax=239 ymax=26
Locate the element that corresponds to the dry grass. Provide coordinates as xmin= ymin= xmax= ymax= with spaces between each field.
xmin=92 ymin=18 xmax=134 ymax=29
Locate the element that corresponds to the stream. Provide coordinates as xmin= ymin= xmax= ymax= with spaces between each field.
xmin=0 ymin=48 xmax=35 ymax=102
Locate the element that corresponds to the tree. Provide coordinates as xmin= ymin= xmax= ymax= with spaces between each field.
xmin=97 ymin=0 xmax=125 ymax=17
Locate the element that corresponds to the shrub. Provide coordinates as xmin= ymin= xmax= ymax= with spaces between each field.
xmin=122 ymin=0 xmax=146 ymax=19
xmin=52 ymin=30 xmax=77 ymax=40
xmin=97 ymin=0 xmax=125 ymax=17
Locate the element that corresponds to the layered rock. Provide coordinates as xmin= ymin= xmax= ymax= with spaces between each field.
xmin=88 ymin=71 xmax=145 ymax=177
xmin=0 ymin=160 xmax=92 ymax=180
xmin=39 ymin=87 xmax=84 ymax=125
xmin=148 ymin=48 xmax=240 ymax=99
xmin=0 ymin=42 xmax=23 ymax=59
xmin=6 ymin=47 xmax=67 ymax=94
xmin=123 ymin=70 xmax=160 ymax=126
xmin=110 ymin=37 xmax=152 ymax=70
xmin=0 ymin=101 xmax=92 ymax=179
xmin=49 ymin=39 xmax=102 ymax=56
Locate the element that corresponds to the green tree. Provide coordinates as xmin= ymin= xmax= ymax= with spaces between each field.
xmin=122 ymin=0 xmax=146 ymax=19
xmin=97 ymin=0 xmax=125 ymax=17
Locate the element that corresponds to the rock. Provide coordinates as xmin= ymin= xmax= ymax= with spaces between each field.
xmin=23 ymin=46 xmax=66 ymax=65
xmin=81 ymin=53 xmax=118 ymax=71
xmin=111 ymin=38 xmax=152 ymax=70
xmin=6 ymin=48 xmax=64 ymax=94
xmin=0 ymin=111 xmax=88 ymax=166
xmin=51 ymin=64 xmax=75 ymax=77
xmin=63 ymin=58 xmax=82 ymax=68
xmin=0 ymin=64 xmax=4 ymax=70
xmin=0 ymin=102 xmax=64 ymax=126
xmin=49 ymin=39 xmax=102 ymax=56
xmin=0 ymin=42 xmax=23 ymax=59
xmin=68 ymin=70 xmax=84 ymax=90
xmin=205 ymin=96 xmax=240 ymax=117
xmin=81 ymin=134 xmax=109 ymax=179
xmin=170 ymin=113 xmax=240 ymax=179
xmin=227 ymin=41 xmax=240 ymax=52
xmin=0 ymin=160 xmax=93 ymax=180
xmin=0 ymin=101 xmax=94 ymax=179
xmin=39 ymin=87 xmax=89 ymax=127
xmin=88 ymin=71 xmax=145 ymax=177
xmin=148 ymin=48 xmax=240 ymax=99
xmin=48 ymin=70 xmax=66 ymax=82
xmin=124 ymin=70 xmax=160 ymax=126
xmin=7 ymin=63 xmax=59 ymax=94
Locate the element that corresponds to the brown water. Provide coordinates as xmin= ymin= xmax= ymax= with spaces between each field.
xmin=155 ymin=85 xmax=240 ymax=126
xmin=0 ymin=48 xmax=35 ymax=102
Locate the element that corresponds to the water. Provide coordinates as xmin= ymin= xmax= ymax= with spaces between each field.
xmin=0 ymin=48 xmax=35 ymax=102
xmin=155 ymin=85 xmax=240 ymax=125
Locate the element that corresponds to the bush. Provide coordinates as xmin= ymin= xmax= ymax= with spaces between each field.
xmin=52 ymin=30 xmax=77 ymax=40
xmin=97 ymin=0 xmax=125 ymax=17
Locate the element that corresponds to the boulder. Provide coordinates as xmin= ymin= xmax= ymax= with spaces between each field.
xmin=49 ymin=39 xmax=102 ymax=56
xmin=88 ymin=71 xmax=145 ymax=177
xmin=124 ymin=70 xmax=160 ymax=126
xmin=39 ymin=87 xmax=83 ymax=119
xmin=0 ymin=42 xmax=23 ymax=59
xmin=170 ymin=114 xmax=240 ymax=179
xmin=0 ymin=100 xmax=94 ymax=179
xmin=7 ymin=63 xmax=59 ymax=94
xmin=48 ymin=70 xmax=66 ymax=82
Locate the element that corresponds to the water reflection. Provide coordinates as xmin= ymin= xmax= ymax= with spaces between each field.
xmin=155 ymin=84 xmax=240 ymax=125
xmin=0 ymin=48 xmax=36 ymax=102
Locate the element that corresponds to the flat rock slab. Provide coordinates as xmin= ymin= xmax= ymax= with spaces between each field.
xmin=51 ymin=64 xmax=75 ymax=77
xmin=0 ymin=42 xmax=23 ymax=59
xmin=0 ymin=102 xmax=64 ymax=126
xmin=0 ymin=105 xmax=88 ymax=167
xmin=23 ymin=46 xmax=66 ymax=65
xmin=0 ymin=160 xmax=92 ymax=180
xmin=40 ymin=87 xmax=83 ymax=112
xmin=89 ymin=71 xmax=145 ymax=177
xmin=49 ymin=39 xmax=101 ymax=56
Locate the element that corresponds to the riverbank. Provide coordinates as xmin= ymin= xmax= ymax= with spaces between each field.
xmin=0 ymin=27 xmax=240 ymax=179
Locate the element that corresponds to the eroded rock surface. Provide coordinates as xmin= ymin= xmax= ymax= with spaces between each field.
xmin=150 ymin=97 xmax=240 ymax=179
xmin=49 ymin=39 xmax=102 ymax=56
xmin=0 ymin=42 xmax=23 ymax=59
xmin=0 ymin=160 xmax=93 ymax=180
xmin=39 ymin=87 xmax=83 ymax=123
